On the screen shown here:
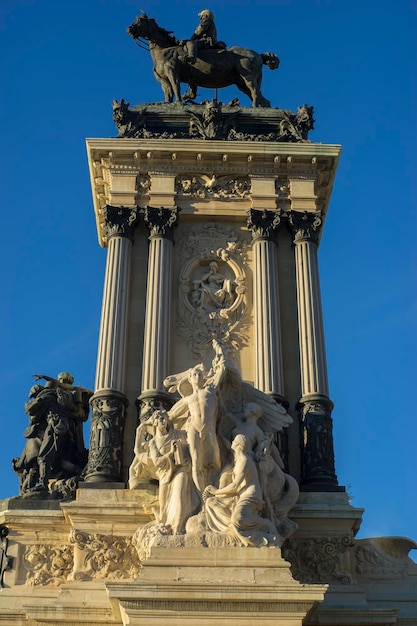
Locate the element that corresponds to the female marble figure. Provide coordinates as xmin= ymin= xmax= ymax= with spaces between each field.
xmin=146 ymin=410 xmax=199 ymax=534
xmin=203 ymin=434 xmax=278 ymax=546
xmin=197 ymin=261 xmax=232 ymax=311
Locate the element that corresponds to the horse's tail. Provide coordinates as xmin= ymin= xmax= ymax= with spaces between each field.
xmin=261 ymin=52 xmax=280 ymax=70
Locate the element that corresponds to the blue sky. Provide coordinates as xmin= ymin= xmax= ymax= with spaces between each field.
xmin=1 ymin=0 xmax=416 ymax=546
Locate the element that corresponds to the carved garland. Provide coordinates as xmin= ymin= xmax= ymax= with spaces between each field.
xmin=176 ymin=174 xmax=250 ymax=199
xmin=24 ymin=544 xmax=73 ymax=587
xmin=69 ymin=529 xmax=141 ymax=581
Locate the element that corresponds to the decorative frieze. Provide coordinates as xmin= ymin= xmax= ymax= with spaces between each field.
xmin=282 ymin=535 xmax=352 ymax=584
xmin=112 ymin=100 xmax=315 ymax=143
xmin=69 ymin=529 xmax=141 ymax=581
xmin=176 ymin=174 xmax=250 ymax=199
xmin=24 ymin=544 xmax=73 ymax=587
xmin=121 ymin=599 xmax=314 ymax=613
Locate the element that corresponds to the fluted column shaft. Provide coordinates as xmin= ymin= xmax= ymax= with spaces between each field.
xmin=247 ymin=209 xmax=285 ymax=401
xmin=139 ymin=207 xmax=178 ymax=418
xmin=288 ymin=210 xmax=339 ymax=490
xmin=85 ymin=205 xmax=138 ymax=483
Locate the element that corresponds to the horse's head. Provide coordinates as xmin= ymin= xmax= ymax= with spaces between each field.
xmin=127 ymin=11 xmax=179 ymax=47
xmin=127 ymin=11 xmax=152 ymax=40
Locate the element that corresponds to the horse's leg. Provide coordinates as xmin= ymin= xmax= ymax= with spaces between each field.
xmin=163 ymin=56 xmax=182 ymax=103
xmin=254 ymin=72 xmax=271 ymax=108
xmin=161 ymin=80 xmax=174 ymax=103
xmin=155 ymin=71 xmax=174 ymax=103
xmin=234 ymin=77 xmax=254 ymax=106
xmin=242 ymin=76 xmax=260 ymax=107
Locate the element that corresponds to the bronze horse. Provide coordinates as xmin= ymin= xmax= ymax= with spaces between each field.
xmin=127 ymin=13 xmax=279 ymax=107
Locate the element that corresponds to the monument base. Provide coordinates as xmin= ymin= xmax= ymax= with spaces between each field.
xmin=106 ymin=546 xmax=327 ymax=626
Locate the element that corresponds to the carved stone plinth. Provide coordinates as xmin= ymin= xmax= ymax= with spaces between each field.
xmin=106 ymin=546 xmax=327 ymax=626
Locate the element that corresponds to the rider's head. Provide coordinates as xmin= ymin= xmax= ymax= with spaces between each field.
xmin=198 ymin=9 xmax=214 ymax=21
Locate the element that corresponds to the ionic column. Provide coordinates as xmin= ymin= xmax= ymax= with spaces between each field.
xmin=138 ymin=206 xmax=178 ymax=416
xmin=288 ymin=210 xmax=339 ymax=490
xmin=247 ymin=209 xmax=286 ymax=404
xmin=85 ymin=205 xmax=138 ymax=483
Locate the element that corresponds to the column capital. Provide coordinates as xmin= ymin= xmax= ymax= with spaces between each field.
xmin=102 ymin=205 xmax=139 ymax=241
xmin=246 ymin=209 xmax=281 ymax=242
xmin=144 ymin=206 xmax=179 ymax=240
xmin=287 ymin=210 xmax=322 ymax=245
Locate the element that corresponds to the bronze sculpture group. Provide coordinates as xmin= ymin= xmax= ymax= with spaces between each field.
xmin=13 ymin=373 xmax=92 ymax=497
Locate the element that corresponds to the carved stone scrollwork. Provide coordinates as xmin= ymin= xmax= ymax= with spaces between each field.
xmin=282 ymin=536 xmax=352 ymax=584
xmin=69 ymin=529 xmax=141 ymax=581
xmin=354 ymin=537 xmax=417 ymax=581
xmin=176 ymin=224 xmax=249 ymax=357
xmin=287 ymin=210 xmax=322 ymax=245
xmin=176 ymin=175 xmax=250 ymax=200
xmin=136 ymin=173 xmax=151 ymax=196
xmin=102 ymin=205 xmax=139 ymax=241
xmin=247 ymin=209 xmax=281 ymax=241
xmin=187 ymin=100 xmax=239 ymax=140
xmin=299 ymin=398 xmax=338 ymax=488
xmin=144 ymin=206 xmax=179 ymax=240
xmin=24 ymin=544 xmax=73 ymax=587
xmin=84 ymin=391 xmax=127 ymax=483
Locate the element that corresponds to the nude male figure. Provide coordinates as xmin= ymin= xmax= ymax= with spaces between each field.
xmin=167 ymin=340 xmax=226 ymax=493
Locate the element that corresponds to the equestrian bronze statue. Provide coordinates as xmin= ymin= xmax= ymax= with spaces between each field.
xmin=127 ymin=11 xmax=279 ymax=107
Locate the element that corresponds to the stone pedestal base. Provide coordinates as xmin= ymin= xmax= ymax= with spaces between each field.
xmin=106 ymin=546 xmax=327 ymax=626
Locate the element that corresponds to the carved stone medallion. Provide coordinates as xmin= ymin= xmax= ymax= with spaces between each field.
xmin=176 ymin=223 xmax=249 ymax=357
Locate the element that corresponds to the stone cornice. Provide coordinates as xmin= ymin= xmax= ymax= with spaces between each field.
xmin=87 ymin=139 xmax=340 ymax=247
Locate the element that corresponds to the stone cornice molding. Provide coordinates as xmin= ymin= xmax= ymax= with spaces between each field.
xmin=247 ymin=209 xmax=281 ymax=242
xmin=144 ymin=206 xmax=179 ymax=240
xmin=102 ymin=205 xmax=139 ymax=241
xmin=87 ymin=140 xmax=340 ymax=246
xmin=287 ymin=210 xmax=322 ymax=245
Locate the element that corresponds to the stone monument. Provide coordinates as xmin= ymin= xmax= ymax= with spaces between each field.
xmin=0 ymin=9 xmax=416 ymax=626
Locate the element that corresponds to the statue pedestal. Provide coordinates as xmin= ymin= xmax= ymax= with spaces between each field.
xmin=106 ymin=545 xmax=327 ymax=625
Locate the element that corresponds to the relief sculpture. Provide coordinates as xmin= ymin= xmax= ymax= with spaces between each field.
xmin=177 ymin=223 xmax=249 ymax=357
